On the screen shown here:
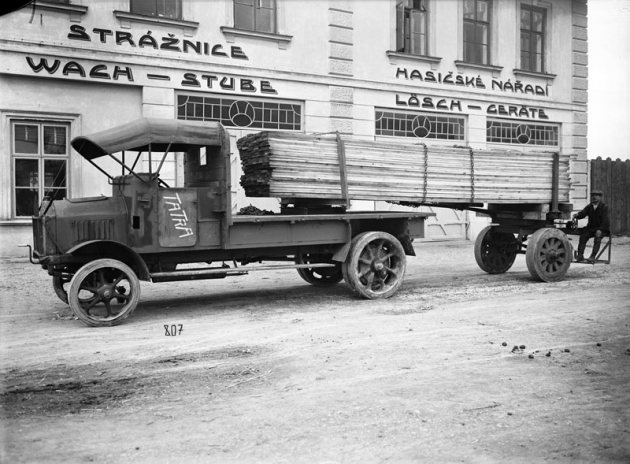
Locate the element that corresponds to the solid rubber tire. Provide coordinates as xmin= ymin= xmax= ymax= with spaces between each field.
xmin=68 ymin=259 xmax=140 ymax=327
xmin=344 ymin=231 xmax=406 ymax=299
xmin=525 ymin=228 xmax=572 ymax=282
xmin=474 ymin=226 xmax=518 ymax=274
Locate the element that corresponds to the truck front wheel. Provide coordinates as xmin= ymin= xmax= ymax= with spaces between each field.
xmin=342 ymin=231 xmax=407 ymax=299
xmin=68 ymin=259 xmax=141 ymax=327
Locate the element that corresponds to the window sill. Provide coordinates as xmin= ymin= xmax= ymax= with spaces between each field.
xmin=513 ymin=69 xmax=557 ymax=82
xmin=221 ymin=27 xmax=293 ymax=50
xmin=386 ymin=51 xmax=442 ymax=69
xmin=34 ymin=1 xmax=87 ymax=22
xmin=113 ymin=11 xmax=199 ymax=37
xmin=454 ymin=60 xmax=503 ymax=78
xmin=0 ymin=220 xmax=32 ymax=226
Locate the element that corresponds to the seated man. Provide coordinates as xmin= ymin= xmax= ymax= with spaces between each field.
xmin=573 ymin=189 xmax=610 ymax=263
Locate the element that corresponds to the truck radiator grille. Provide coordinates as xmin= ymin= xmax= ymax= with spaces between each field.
xmin=72 ymin=219 xmax=115 ymax=243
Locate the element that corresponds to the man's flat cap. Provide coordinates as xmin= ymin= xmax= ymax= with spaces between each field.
xmin=591 ymin=189 xmax=603 ymax=195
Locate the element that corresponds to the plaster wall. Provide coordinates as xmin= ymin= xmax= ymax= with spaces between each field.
xmin=0 ymin=75 xmax=141 ymax=257
xmin=0 ymin=0 xmax=587 ymax=257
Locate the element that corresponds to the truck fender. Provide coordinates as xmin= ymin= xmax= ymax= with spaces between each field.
xmin=398 ymin=235 xmax=416 ymax=257
xmin=332 ymin=234 xmax=416 ymax=263
xmin=65 ymin=240 xmax=151 ymax=281
xmin=332 ymin=242 xmax=352 ymax=263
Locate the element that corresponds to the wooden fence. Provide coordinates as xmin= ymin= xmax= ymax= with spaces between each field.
xmin=590 ymin=157 xmax=630 ymax=235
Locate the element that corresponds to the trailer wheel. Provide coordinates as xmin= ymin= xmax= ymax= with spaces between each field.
xmin=68 ymin=259 xmax=140 ymax=327
xmin=474 ymin=226 xmax=518 ymax=274
xmin=296 ymin=254 xmax=343 ymax=287
xmin=525 ymin=228 xmax=572 ymax=282
xmin=342 ymin=231 xmax=406 ymax=299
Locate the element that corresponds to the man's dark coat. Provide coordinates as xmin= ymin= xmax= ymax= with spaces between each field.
xmin=575 ymin=202 xmax=610 ymax=232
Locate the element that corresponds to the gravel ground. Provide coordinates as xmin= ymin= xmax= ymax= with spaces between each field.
xmin=1 ymin=237 xmax=629 ymax=463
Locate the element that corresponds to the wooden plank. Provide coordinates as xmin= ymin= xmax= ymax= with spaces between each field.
xmin=237 ymin=132 xmax=572 ymax=204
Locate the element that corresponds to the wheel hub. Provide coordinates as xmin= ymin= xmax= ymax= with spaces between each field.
xmin=373 ymin=261 xmax=384 ymax=272
xmin=544 ymin=244 xmax=562 ymax=263
xmin=100 ymin=286 xmax=114 ymax=300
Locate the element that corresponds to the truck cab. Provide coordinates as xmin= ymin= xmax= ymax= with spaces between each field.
xmin=27 ymin=118 xmax=432 ymax=327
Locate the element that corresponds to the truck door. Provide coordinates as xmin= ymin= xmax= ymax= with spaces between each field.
xmin=158 ymin=188 xmax=198 ymax=247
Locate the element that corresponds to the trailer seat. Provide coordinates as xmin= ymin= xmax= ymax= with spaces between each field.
xmin=572 ymin=232 xmax=612 ymax=265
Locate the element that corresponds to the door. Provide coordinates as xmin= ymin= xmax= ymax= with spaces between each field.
xmin=158 ymin=188 xmax=198 ymax=247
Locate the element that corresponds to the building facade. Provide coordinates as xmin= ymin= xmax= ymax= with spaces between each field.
xmin=0 ymin=0 xmax=588 ymax=257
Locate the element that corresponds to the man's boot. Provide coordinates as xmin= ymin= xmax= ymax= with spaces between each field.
xmin=587 ymin=241 xmax=601 ymax=263
xmin=576 ymin=242 xmax=586 ymax=262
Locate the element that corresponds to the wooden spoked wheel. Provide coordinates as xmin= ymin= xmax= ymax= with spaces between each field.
xmin=68 ymin=259 xmax=140 ymax=327
xmin=525 ymin=228 xmax=572 ymax=282
xmin=296 ymin=253 xmax=343 ymax=287
xmin=474 ymin=226 xmax=519 ymax=274
xmin=342 ymin=231 xmax=406 ymax=299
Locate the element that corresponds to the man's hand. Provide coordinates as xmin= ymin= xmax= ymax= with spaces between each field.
xmin=595 ymin=230 xmax=603 ymax=239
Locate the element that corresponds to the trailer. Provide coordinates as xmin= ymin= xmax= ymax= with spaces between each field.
xmin=24 ymin=118 xmax=434 ymax=327
xmin=235 ymin=130 xmax=598 ymax=284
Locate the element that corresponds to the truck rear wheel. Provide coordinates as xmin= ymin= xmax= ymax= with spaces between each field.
xmin=68 ymin=259 xmax=140 ymax=327
xmin=342 ymin=231 xmax=406 ymax=299
xmin=474 ymin=226 xmax=518 ymax=274
xmin=525 ymin=228 xmax=572 ymax=282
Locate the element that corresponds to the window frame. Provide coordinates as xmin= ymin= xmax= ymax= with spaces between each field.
xmin=129 ymin=0 xmax=183 ymax=20
xmin=463 ymin=0 xmax=491 ymax=65
xmin=234 ymin=0 xmax=277 ymax=34
xmin=177 ymin=93 xmax=303 ymax=132
xmin=520 ymin=4 xmax=546 ymax=73
xmin=375 ymin=109 xmax=467 ymax=142
xmin=486 ymin=118 xmax=559 ymax=147
xmin=10 ymin=120 xmax=70 ymax=219
xmin=396 ymin=0 xmax=429 ymax=56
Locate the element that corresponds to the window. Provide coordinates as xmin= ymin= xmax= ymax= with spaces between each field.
xmin=521 ymin=5 xmax=545 ymax=73
xmin=396 ymin=0 xmax=428 ymax=55
xmin=463 ymin=0 xmax=490 ymax=64
xmin=177 ymin=94 xmax=302 ymax=131
xmin=376 ymin=110 xmax=465 ymax=140
xmin=12 ymin=121 xmax=69 ymax=217
xmin=234 ymin=0 xmax=276 ymax=34
xmin=487 ymin=119 xmax=558 ymax=146
xmin=130 ymin=0 xmax=182 ymax=19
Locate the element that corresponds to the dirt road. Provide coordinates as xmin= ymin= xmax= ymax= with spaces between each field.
xmin=1 ymin=238 xmax=629 ymax=463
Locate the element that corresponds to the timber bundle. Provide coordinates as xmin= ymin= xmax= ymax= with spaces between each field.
xmin=236 ymin=132 xmax=571 ymax=204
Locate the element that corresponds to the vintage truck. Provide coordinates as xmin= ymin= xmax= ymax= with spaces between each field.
xmin=24 ymin=118 xmax=608 ymax=327
xmin=24 ymin=118 xmax=435 ymax=326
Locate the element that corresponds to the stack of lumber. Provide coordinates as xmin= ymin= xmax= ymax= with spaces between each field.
xmin=236 ymin=132 xmax=571 ymax=204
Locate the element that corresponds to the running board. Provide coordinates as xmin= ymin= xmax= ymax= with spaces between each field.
xmin=150 ymin=263 xmax=337 ymax=283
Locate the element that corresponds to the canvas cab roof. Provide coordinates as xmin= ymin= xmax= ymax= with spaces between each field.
xmin=71 ymin=118 xmax=226 ymax=160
